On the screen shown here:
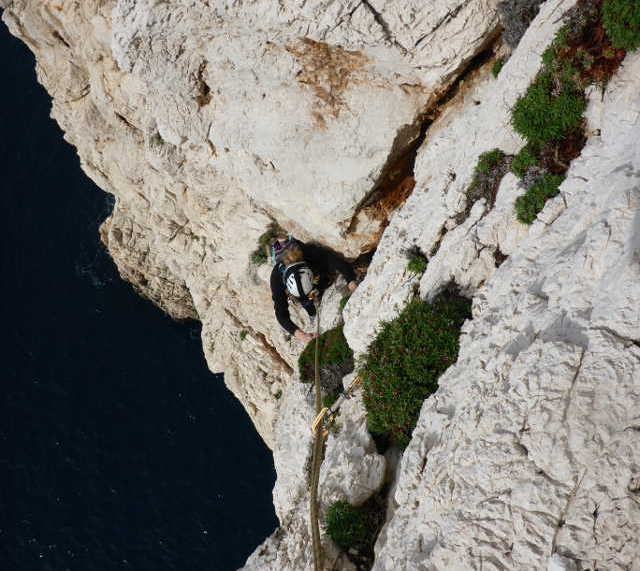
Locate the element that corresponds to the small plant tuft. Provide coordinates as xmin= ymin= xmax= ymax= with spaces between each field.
xmin=492 ymin=57 xmax=505 ymax=77
xmin=475 ymin=149 xmax=506 ymax=174
xmin=515 ymin=173 xmax=564 ymax=224
xmin=511 ymin=145 xmax=540 ymax=178
xmin=339 ymin=294 xmax=351 ymax=313
xmin=250 ymin=221 xmax=286 ymax=265
xmin=603 ymin=0 xmax=640 ymax=50
xmin=239 ymin=330 xmax=248 ymax=341
xmin=407 ymin=255 xmax=428 ymax=276
xmin=511 ymin=73 xmax=586 ymax=145
xmin=274 ymin=389 xmax=282 ymax=400
xmin=324 ymin=501 xmax=369 ymax=551
xmin=456 ymin=149 xmax=511 ymax=225
xmin=298 ymin=325 xmax=354 ymax=383
xmin=360 ymin=292 xmax=471 ymax=447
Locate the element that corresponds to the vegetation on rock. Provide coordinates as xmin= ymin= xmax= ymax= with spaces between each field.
xmin=511 ymin=145 xmax=540 ymax=178
xmin=515 ymin=173 xmax=565 ymax=224
xmin=511 ymin=72 xmax=586 ymax=145
xmin=603 ymin=0 xmax=640 ymax=50
xmin=509 ymin=0 xmax=631 ymax=224
xmin=492 ymin=57 xmax=505 ymax=77
xmin=250 ymin=221 xmax=286 ymax=265
xmin=406 ymin=254 xmax=428 ymax=276
xmin=456 ymin=149 xmax=512 ymax=224
xmin=325 ymin=501 xmax=369 ymax=550
xmin=360 ymin=292 xmax=471 ymax=448
xmin=298 ymin=325 xmax=353 ymax=384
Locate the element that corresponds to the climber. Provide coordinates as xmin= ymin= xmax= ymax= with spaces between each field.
xmin=270 ymin=236 xmax=358 ymax=343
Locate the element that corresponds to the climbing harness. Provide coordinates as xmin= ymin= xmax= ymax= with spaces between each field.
xmin=308 ymin=301 xmax=364 ymax=571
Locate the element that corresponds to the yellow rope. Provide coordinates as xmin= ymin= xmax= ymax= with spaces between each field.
xmin=309 ymin=301 xmax=324 ymax=571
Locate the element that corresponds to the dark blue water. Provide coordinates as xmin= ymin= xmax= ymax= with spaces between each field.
xmin=0 ymin=22 xmax=277 ymax=571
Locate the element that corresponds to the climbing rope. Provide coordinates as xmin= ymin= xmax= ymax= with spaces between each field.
xmin=309 ymin=300 xmax=324 ymax=571
xmin=308 ymin=300 xmax=364 ymax=571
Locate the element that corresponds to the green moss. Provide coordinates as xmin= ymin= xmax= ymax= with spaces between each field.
xmin=511 ymin=73 xmax=586 ymax=145
xmin=603 ymin=0 xmax=640 ymax=50
xmin=324 ymin=501 xmax=369 ymax=551
xmin=250 ymin=221 xmax=286 ymax=265
xmin=407 ymin=255 xmax=428 ymax=276
xmin=492 ymin=57 xmax=505 ymax=78
xmin=298 ymin=325 xmax=354 ymax=383
xmin=511 ymin=145 xmax=539 ymax=178
xmin=515 ymin=173 xmax=565 ymax=224
xmin=360 ymin=293 xmax=471 ymax=448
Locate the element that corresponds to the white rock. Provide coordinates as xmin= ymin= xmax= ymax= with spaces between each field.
xmin=5 ymin=1 xmax=640 ymax=570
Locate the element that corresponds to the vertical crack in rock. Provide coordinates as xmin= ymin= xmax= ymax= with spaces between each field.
xmin=413 ymin=4 xmax=465 ymax=49
xmin=194 ymin=60 xmax=212 ymax=107
xmin=550 ymin=471 xmax=587 ymax=555
xmin=561 ymin=349 xmax=585 ymax=423
xmin=360 ymin=0 xmax=407 ymax=53
xmin=346 ymin=41 xmax=498 ymax=251
xmin=51 ymin=29 xmax=70 ymax=49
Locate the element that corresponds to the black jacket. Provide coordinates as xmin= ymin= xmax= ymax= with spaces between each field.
xmin=270 ymin=242 xmax=356 ymax=335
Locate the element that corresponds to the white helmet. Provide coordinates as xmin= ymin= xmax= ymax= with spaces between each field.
xmin=284 ymin=262 xmax=314 ymax=299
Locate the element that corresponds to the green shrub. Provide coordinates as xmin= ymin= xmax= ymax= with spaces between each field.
xmin=603 ymin=0 xmax=640 ymax=50
xmin=239 ymin=330 xmax=248 ymax=341
xmin=298 ymin=325 xmax=354 ymax=383
xmin=492 ymin=57 xmax=505 ymax=78
xmin=407 ymin=255 xmax=428 ymax=275
xmin=325 ymin=501 xmax=369 ymax=550
xmin=511 ymin=145 xmax=539 ymax=178
xmin=515 ymin=173 xmax=565 ymax=224
xmin=360 ymin=293 xmax=471 ymax=447
xmin=475 ymin=149 xmax=505 ymax=175
xmin=511 ymin=73 xmax=586 ymax=145
xmin=250 ymin=221 xmax=285 ymax=265
xmin=541 ymin=25 xmax=569 ymax=68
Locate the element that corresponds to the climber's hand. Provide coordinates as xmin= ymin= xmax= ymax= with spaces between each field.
xmin=294 ymin=329 xmax=316 ymax=343
xmin=347 ymin=280 xmax=358 ymax=293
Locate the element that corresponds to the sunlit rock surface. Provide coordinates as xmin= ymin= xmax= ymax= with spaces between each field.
xmin=4 ymin=0 xmax=640 ymax=569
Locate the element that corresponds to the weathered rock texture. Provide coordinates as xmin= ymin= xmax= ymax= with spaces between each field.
xmin=3 ymin=0 xmax=640 ymax=569
xmin=1 ymin=0 xmax=502 ymax=447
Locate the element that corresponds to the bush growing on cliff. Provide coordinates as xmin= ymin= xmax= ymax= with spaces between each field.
xmin=325 ymin=501 xmax=368 ymax=550
xmin=360 ymin=292 xmax=471 ymax=448
xmin=511 ymin=72 xmax=586 ymax=145
xmin=515 ymin=173 xmax=565 ymax=224
xmin=511 ymin=145 xmax=540 ymax=178
xmin=603 ymin=0 xmax=640 ymax=50
xmin=298 ymin=325 xmax=353 ymax=384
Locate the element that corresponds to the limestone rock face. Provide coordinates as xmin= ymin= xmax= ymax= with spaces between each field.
xmin=4 ymin=0 xmax=640 ymax=570
xmin=2 ymin=0 xmax=501 ymax=447
xmin=369 ymin=33 xmax=640 ymax=571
